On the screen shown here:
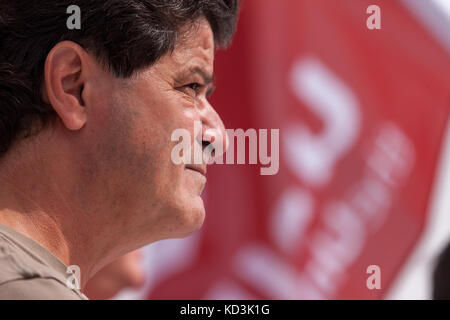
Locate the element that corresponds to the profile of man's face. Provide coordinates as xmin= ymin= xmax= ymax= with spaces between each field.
xmin=74 ymin=19 xmax=226 ymax=246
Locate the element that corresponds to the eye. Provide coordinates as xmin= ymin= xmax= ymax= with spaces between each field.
xmin=176 ymin=82 xmax=206 ymax=99
xmin=187 ymin=83 xmax=201 ymax=91
xmin=185 ymin=83 xmax=203 ymax=97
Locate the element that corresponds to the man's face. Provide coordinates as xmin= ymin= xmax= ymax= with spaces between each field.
xmin=80 ymin=19 xmax=226 ymax=244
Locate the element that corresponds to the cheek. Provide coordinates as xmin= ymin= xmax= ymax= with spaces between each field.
xmin=104 ymin=85 xmax=204 ymax=230
xmin=110 ymin=105 xmax=181 ymax=198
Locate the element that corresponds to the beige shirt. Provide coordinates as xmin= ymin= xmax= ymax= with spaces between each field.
xmin=0 ymin=223 xmax=87 ymax=300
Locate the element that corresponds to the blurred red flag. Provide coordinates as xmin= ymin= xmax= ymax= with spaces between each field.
xmin=147 ymin=0 xmax=450 ymax=299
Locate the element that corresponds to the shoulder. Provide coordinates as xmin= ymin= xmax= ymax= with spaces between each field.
xmin=0 ymin=277 xmax=82 ymax=300
xmin=0 ymin=234 xmax=85 ymax=300
xmin=0 ymin=233 xmax=39 ymax=285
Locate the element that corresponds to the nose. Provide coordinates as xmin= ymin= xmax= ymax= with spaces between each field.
xmin=197 ymin=98 xmax=228 ymax=162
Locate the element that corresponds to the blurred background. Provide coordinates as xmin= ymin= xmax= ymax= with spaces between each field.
xmin=86 ymin=0 xmax=450 ymax=300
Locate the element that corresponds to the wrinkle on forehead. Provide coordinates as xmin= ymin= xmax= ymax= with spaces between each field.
xmin=176 ymin=18 xmax=215 ymax=52
xmin=118 ymin=19 xmax=215 ymax=88
xmin=170 ymin=19 xmax=214 ymax=66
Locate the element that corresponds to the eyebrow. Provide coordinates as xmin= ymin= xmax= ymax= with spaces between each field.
xmin=178 ymin=66 xmax=215 ymax=86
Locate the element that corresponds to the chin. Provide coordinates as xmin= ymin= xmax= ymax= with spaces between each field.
xmin=167 ymin=195 xmax=206 ymax=239
xmin=180 ymin=199 xmax=206 ymax=237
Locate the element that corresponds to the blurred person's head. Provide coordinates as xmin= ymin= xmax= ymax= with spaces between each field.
xmin=433 ymin=241 xmax=450 ymax=299
xmin=0 ymin=0 xmax=239 ymax=288
xmin=84 ymin=250 xmax=145 ymax=300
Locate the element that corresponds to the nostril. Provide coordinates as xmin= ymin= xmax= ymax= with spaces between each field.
xmin=202 ymin=140 xmax=215 ymax=157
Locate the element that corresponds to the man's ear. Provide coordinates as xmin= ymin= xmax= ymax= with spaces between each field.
xmin=43 ymin=41 xmax=90 ymax=131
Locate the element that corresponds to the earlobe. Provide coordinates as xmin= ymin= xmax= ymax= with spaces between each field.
xmin=44 ymin=41 xmax=88 ymax=131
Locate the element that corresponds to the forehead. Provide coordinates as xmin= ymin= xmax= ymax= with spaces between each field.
xmin=160 ymin=19 xmax=215 ymax=73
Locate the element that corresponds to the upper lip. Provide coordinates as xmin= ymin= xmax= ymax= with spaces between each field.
xmin=186 ymin=165 xmax=207 ymax=177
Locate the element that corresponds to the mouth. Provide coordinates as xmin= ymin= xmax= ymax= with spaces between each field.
xmin=185 ymin=165 xmax=207 ymax=177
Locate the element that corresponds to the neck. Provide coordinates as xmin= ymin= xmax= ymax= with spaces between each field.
xmin=0 ymin=142 xmax=115 ymax=290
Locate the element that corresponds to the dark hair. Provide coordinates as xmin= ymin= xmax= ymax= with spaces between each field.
xmin=0 ymin=0 xmax=239 ymax=155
